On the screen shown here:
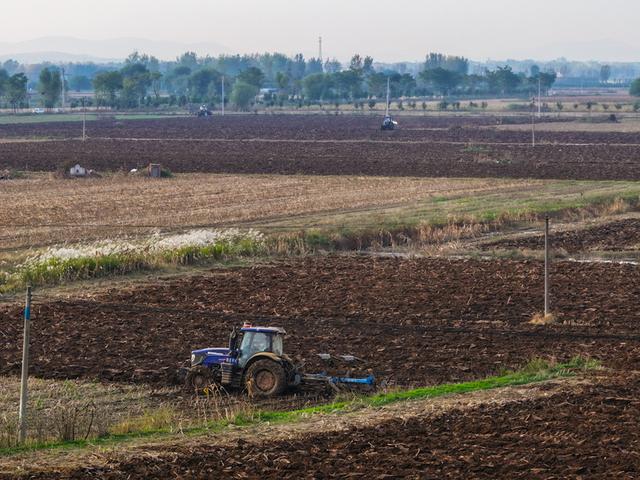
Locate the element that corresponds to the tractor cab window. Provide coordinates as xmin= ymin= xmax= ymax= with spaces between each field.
xmin=239 ymin=332 xmax=270 ymax=364
xmin=271 ymin=334 xmax=283 ymax=356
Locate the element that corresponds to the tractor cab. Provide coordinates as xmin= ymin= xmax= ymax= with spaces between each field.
xmin=234 ymin=325 xmax=286 ymax=367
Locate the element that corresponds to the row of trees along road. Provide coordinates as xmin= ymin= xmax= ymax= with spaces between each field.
xmin=3 ymin=50 xmax=640 ymax=111
xmin=89 ymin=52 xmax=560 ymax=110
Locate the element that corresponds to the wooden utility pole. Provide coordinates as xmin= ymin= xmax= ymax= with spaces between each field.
xmin=544 ymin=216 xmax=550 ymax=316
xmin=221 ymin=76 xmax=225 ymax=116
xmin=531 ymin=100 xmax=536 ymax=147
xmin=18 ymin=286 xmax=32 ymax=443
xmin=537 ymin=75 xmax=542 ymax=118
xmin=60 ymin=68 xmax=66 ymax=110
xmin=82 ymin=97 xmax=87 ymax=141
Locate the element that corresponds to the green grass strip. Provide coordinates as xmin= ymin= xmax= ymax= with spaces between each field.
xmin=0 ymin=357 xmax=597 ymax=457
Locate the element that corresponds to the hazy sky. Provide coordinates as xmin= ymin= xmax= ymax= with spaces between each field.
xmin=2 ymin=0 xmax=638 ymax=61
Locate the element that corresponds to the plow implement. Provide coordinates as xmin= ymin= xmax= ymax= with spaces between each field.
xmin=301 ymin=353 xmax=376 ymax=393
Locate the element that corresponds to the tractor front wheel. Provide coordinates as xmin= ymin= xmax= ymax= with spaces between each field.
xmin=185 ymin=366 xmax=213 ymax=393
xmin=245 ymin=359 xmax=287 ymax=398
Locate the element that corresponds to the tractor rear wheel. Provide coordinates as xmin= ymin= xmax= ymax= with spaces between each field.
xmin=185 ymin=366 xmax=213 ymax=393
xmin=245 ymin=359 xmax=287 ymax=398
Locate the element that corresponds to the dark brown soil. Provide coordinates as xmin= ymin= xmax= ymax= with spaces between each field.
xmin=0 ymin=114 xmax=579 ymax=141
xmin=16 ymin=373 xmax=640 ymax=479
xmin=2 ymin=115 xmax=640 ymax=180
xmin=2 ymin=138 xmax=640 ymax=180
xmin=2 ymin=256 xmax=640 ymax=387
xmin=484 ymin=218 xmax=640 ymax=253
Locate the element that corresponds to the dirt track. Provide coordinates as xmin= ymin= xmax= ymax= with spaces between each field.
xmin=2 ymin=256 xmax=640 ymax=386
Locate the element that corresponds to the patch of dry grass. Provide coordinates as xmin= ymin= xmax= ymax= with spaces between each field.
xmin=0 ymin=376 xmax=260 ymax=449
xmin=529 ymin=312 xmax=557 ymax=325
xmin=0 ymin=377 xmax=169 ymax=448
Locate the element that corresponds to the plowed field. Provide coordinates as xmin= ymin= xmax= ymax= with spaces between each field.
xmin=1 ymin=114 xmax=577 ymax=141
xmin=2 ymin=115 xmax=640 ymax=180
xmin=2 ymin=138 xmax=640 ymax=180
xmin=16 ymin=373 xmax=640 ymax=479
xmin=2 ymin=256 xmax=639 ymax=387
xmin=485 ymin=218 xmax=640 ymax=253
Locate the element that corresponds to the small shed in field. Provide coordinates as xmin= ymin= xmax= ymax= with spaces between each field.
xmin=69 ymin=164 xmax=87 ymax=177
xmin=148 ymin=163 xmax=162 ymax=178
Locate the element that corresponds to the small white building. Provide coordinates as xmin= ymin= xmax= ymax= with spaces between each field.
xmin=69 ymin=164 xmax=87 ymax=177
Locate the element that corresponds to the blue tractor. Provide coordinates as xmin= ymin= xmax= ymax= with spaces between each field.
xmin=181 ymin=324 xmax=375 ymax=398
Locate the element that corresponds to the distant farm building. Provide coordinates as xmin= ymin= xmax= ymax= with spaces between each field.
xmin=148 ymin=163 xmax=162 ymax=178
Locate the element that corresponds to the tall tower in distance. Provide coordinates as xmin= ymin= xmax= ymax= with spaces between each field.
xmin=319 ymin=36 xmax=323 ymax=72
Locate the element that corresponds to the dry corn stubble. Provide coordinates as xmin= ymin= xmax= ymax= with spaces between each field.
xmin=0 ymin=174 xmax=536 ymax=252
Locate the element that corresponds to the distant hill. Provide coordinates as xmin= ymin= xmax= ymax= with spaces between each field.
xmin=0 ymin=36 xmax=229 ymax=63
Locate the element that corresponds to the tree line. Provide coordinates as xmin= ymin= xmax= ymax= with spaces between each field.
xmin=5 ymin=50 xmax=640 ymax=112
xmin=86 ymin=52 xmax=561 ymax=110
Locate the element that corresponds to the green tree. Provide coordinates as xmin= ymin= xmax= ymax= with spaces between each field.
xmin=0 ymin=68 xmax=8 ymax=100
xmin=167 ymin=66 xmax=191 ymax=95
xmin=188 ymin=68 xmax=220 ymax=99
xmin=150 ymin=71 xmax=163 ymax=100
xmin=323 ymin=58 xmax=342 ymax=74
xmin=276 ymin=72 xmax=290 ymax=91
xmin=538 ymin=71 xmax=557 ymax=92
xmin=419 ymin=67 xmax=461 ymax=96
xmin=600 ymin=65 xmax=612 ymax=84
xmin=424 ymin=53 xmax=469 ymax=75
xmin=630 ymin=78 xmax=640 ymax=97
xmin=349 ymin=54 xmax=363 ymax=73
xmin=38 ymin=67 xmax=62 ymax=108
xmin=397 ymin=73 xmax=416 ymax=96
xmin=69 ymin=75 xmax=92 ymax=91
xmin=7 ymin=73 xmax=28 ymax=111
xmin=335 ymin=69 xmax=363 ymax=100
xmin=366 ymin=72 xmax=388 ymax=99
xmin=305 ymin=58 xmax=323 ymax=76
xmin=237 ymin=67 xmax=264 ymax=89
xmin=230 ymin=81 xmax=258 ymax=110
xmin=302 ymin=73 xmax=327 ymax=101
xmin=120 ymin=62 xmax=152 ymax=107
xmin=363 ymin=56 xmax=374 ymax=76
xmin=486 ymin=66 xmax=521 ymax=94
xmin=530 ymin=65 xmax=540 ymax=78
xmin=2 ymin=59 xmax=19 ymax=75
xmin=93 ymin=71 xmax=123 ymax=106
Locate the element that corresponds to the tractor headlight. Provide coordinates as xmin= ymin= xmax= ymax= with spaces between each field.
xmin=191 ymin=353 xmax=205 ymax=366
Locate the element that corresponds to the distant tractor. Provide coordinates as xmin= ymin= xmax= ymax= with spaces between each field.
xmin=381 ymin=115 xmax=397 ymax=131
xmin=381 ymin=77 xmax=398 ymax=131
xmin=179 ymin=324 xmax=375 ymax=397
xmin=197 ymin=104 xmax=213 ymax=117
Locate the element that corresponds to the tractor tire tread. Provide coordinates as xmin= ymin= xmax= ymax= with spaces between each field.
xmin=245 ymin=359 xmax=287 ymax=398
